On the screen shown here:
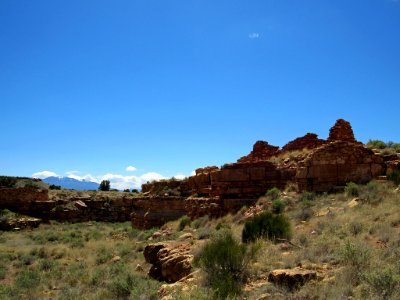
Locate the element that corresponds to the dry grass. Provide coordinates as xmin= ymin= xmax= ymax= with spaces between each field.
xmin=1 ymin=180 xmax=400 ymax=299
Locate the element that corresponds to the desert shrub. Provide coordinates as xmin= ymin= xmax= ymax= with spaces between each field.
xmin=266 ymin=187 xmax=280 ymax=200
xmin=39 ymin=259 xmax=56 ymax=271
xmin=194 ymin=229 xmax=249 ymax=299
xmin=348 ymin=222 xmax=363 ymax=236
xmin=299 ymin=191 xmax=316 ymax=202
xmin=197 ymin=226 xmax=212 ymax=240
xmin=362 ymin=268 xmax=400 ymax=300
xmin=339 ymin=240 xmax=371 ymax=284
xmin=242 ymin=211 xmax=292 ymax=243
xmin=178 ymin=215 xmax=191 ymax=231
xmin=0 ymin=264 xmax=6 ymax=280
xmin=15 ymin=269 xmax=40 ymax=289
xmin=272 ymin=199 xmax=285 ymax=214
xmin=107 ymin=273 xmax=159 ymax=299
xmin=191 ymin=215 xmax=209 ymax=229
xmin=0 ymin=176 xmax=17 ymax=188
xmin=95 ymin=247 xmax=113 ymax=265
xmin=215 ymin=222 xmax=231 ymax=231
xmin=345 ymin=182 xmax=359 ymax=197
xmin=136 ymin=228 xmax=158 ymax=241
xmin=388 ymin=169 xmax=400 ymax=185
xmin=340 ymin=240 xmax=370 ymax=268
xmin=116 ymin=243 xmax=131 ymax=257
xmin=382 ymin=148 xmax=397 ymax=155
xmin=366 ymin=139 xmax=387 ymax=149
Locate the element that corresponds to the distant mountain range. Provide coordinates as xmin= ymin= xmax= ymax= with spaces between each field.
xmin=43 ymin=176 xmax=99 ymax=191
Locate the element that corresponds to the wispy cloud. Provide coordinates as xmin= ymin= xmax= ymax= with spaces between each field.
xmin=125 ymin=166 xmax=137 ymax=172
xmin=248 ymin=32 xmax=260 ymax=39
xmin=32 ymin=170 xmax=59 ymax=179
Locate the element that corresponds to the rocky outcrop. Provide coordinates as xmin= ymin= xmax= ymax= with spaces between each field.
xmin=144 ymin=242 xmax=193 ymax=283
xmin=268 ymin=267 xmax=317 ymax=289
xmin=327 ymin=119 xmax=357 ymax=143
xmin=0 ymin=188 xmax=138 ymax=223
xmin=282 ymin=133 xmax=325 ymax=152
xmin=131 ymin=197 xmax=187 ymax=229
xmin=238 ymin=141 xmax=280 ymax=163
xmin=296 ymin=141 xmax=385 ymax=192
xmin=0 ymin=187 xmax=49 ymax=213
xmin=0 ymin=217 xmax=41 ymax=231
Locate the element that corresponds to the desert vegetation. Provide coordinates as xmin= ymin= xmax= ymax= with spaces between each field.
xmin=1 ymin=179 xmax=400 ymax=299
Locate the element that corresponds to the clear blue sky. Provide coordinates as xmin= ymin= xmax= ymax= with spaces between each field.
xmin=1 ymin=0 xmax=399 ymax=189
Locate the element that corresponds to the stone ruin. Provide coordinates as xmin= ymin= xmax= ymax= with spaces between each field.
xmin=0 ymin=119 xmax=399 ymax=229
xmin=130 ymin=119 xmax=399 ymax=228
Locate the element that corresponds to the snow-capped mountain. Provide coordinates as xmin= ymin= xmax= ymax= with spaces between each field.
xmin=43 ymin=176 xmax=99 ymax=190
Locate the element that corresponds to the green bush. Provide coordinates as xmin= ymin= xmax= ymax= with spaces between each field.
xmin=194 ymin=229 xmax=250 ymax=299
xmin=266 ymin=187 xmax=280 ymax=200
xmin=242 ymin=211 xmax=292 ymax=243
xmin=0 ymin=176 xmax=17 ymax=188
xmin=363 ymin=268 xmax=400 ymax=300
xmin=272 ymin=199 xmax=285 ymax=214
xmin=366 ymin=139 xmax=387 ymax=149
xmin=345 ymin=182 xmax=359 ymax=197
xmin=299 ymin=191 xmax=316 ymax=202
xmin=15 ymin=269 xmax=40 ymax=289
xmin=108 ymin=273 xmax=135 ymax=298
xmin=0 ymin=264 xmax=6 ymax=280
xmin=178 ymin=215 xmax=191 ymax=231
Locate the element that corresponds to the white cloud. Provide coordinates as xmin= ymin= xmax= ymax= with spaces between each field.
xmin=126 ymin=166 xmax=137 ymax=172
xmin=33 ymin=169 xmax=192 ymax=190
xmin=100 ymin=172 xmax=166 ymax=190
xmin=248 ymin=32 xmax=260 ymax=39
xmin=32 ymin=170 xmax=59 ymax=179
xmin=140 ymin=172 xmax=165 ymax=183
xmin=190 ymin=170 xmax=196 ymax=176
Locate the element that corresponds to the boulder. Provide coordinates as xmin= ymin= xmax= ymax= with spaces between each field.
xmin=144 ymin=242 xmax=193 ymax=283
xmin=268 ymin=267 xmax=317 ymax=289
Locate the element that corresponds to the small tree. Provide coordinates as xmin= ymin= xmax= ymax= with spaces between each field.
xmin=99 ymin=180 xmax=110 ymax=191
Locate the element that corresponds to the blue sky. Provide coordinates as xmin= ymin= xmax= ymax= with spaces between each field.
xmin=1 ymin=0 xmax=399 ymax=189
